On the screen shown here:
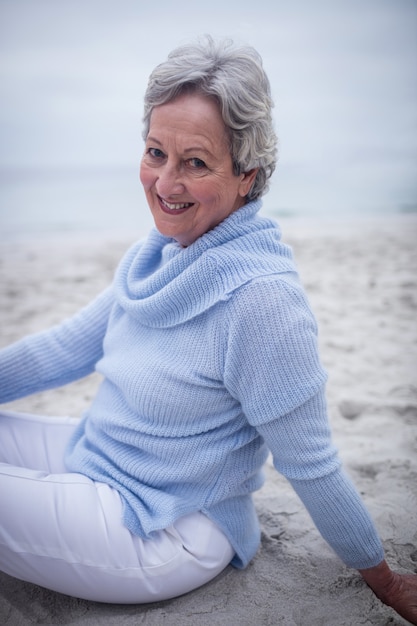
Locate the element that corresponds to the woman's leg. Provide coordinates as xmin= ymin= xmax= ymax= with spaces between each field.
xmin=0 ymin=412 xmax=234 ymax=603
xmin=0 ymin=410 xmax=78 ymax=472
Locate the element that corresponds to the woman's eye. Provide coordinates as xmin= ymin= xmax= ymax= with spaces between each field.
xmin=187 ymin=158 xmax=206 ymax=169
xmin=147 ymin=148 xmax=165 ymax=159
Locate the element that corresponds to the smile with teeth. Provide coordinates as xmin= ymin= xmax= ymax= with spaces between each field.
xmin=159 ymin=197 xmax=194 ymax=211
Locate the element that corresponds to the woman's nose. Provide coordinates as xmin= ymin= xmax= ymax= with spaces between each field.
xmin=156 ymin=164 xmax=185 ymax=197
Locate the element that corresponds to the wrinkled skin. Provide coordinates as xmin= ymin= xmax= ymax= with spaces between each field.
xmin=359 ymin=561 xmax=417 ymax=624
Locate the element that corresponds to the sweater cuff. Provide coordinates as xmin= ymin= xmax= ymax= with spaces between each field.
xmin=290 ymin=469 xmax=385 ymax=569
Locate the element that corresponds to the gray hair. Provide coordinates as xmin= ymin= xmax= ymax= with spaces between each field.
xmin=142 ymin=36 xmax=278 ymax=200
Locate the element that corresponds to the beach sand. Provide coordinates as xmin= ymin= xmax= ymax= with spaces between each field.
xmin=0 ymin=214 xmax=416 ymax=625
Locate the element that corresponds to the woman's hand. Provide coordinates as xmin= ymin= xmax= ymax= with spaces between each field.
xmin=359 ymin=560 xmax=417 ymax=624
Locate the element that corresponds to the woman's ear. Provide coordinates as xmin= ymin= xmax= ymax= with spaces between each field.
xmin=238 ymin=168 xmax=259 ymax=197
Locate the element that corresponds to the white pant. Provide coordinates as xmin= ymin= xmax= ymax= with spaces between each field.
xmin=0 ymin=410 xmax=234 ymax=603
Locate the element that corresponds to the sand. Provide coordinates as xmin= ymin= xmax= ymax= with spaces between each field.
xmin=0 ymin=214 xmax=416 ymax=625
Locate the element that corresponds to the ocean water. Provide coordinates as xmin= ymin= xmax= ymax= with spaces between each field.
xmin=0 ymin=168 xmax=155 ymax=240
xmin=1 ymin=166 xmax=415 ymax=241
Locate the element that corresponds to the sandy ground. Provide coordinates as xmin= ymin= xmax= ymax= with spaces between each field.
xmin=0 ymin=214 xmax=416 ymax=625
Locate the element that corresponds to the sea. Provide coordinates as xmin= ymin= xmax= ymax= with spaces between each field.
xmin=0 ymin=167 xmax=155 ymax=241
xmin=1 ymin=165 xmax=416 ymax=242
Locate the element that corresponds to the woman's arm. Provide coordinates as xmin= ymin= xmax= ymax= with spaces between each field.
xmin=257 ymin=395 xmax=417 ymax=624
xmin=0 ymin=286 xmax=114 ymax=403
xmin=224 ymin=277 xmax=416 ymax=621
xmin=257 ymin=392 xmax=385 ymax=569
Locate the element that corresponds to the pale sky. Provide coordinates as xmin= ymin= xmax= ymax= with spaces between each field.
xmin=1 ymin=0 xmax=416 ymax=217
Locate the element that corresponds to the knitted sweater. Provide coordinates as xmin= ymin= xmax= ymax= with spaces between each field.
xmin=0 ymin=200 xmax=384 ymax=569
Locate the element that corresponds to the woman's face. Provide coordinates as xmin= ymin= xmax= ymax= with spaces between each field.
xmin=140 ymin=92 xmax=257 ymax=247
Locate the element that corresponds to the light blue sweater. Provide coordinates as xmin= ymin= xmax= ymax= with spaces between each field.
xmin=0 ymin=200 xmax=384 ymax=569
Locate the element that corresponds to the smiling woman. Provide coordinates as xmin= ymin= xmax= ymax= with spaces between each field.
xmin=0 ymin=35 xmax=416 ymax=622
xmin=140 ymin=93 xmax=257 ymax=246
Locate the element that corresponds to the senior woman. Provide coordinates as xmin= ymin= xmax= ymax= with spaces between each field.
xmin=0 ymin=37 xmax=416 ymax=622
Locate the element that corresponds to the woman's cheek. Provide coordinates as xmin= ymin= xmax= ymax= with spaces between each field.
xmin=139 ymin=162 xmax=154 ymax=190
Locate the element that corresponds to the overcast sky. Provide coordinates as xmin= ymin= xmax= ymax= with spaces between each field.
xmin=1 ymin=0 xmax=416 ymax=216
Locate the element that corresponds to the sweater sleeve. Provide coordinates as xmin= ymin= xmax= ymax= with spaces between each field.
xmin=0 ymin=286 xmax=114 ymax=404
xmin=223 ymin=276 xmax=384 ymax=568
xmin=256 ymin=392 xmax=385 ymax=569
xmin=224 ymin=275 xmax=327 ymax=422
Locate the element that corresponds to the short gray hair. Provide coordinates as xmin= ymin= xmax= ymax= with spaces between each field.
xmin=142 ymin=36 xmax=278 ymax=200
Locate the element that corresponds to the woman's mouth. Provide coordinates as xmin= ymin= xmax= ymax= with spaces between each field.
xmin=158 ymin=196 xmax=195 ymax=214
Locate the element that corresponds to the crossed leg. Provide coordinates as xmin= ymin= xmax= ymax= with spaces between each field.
xmin=0 ymin=410 xmax=234 ymax=603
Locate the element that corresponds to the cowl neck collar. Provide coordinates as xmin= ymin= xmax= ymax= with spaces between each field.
xmin=113 ymin=200 xmax=296 ymax=328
